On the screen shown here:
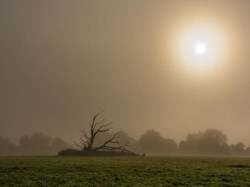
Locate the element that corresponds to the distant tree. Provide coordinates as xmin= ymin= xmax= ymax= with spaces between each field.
xmin=179 ymin=129 xmax=230 ymax=155
xmin=19 ymin=135 xmax=32 ymax=154
xmin=138 ymin=130 xmax=177 ymax=155
xmin=230 ymin=142 xmax=245 ymax=155
xmin=116 ymin=131 xmax=141 ymax=153
xmin=50 ymin=137 xmax=72 ymax=154
xmin=0 ymin=136 xmax=17 ymax=155
xmin=75 ymin=112 xmax=130 ymax=153
xmin=179 ymin=132 xmax=205 ymax=154
xmin=19 ymin=132 xmax=51 ymax=154
xmin=19 ymin=132 xmax=72 ymax=155
xmin=246 ymin=147 xmax=250 ymax=155
xmin=30 ymin=132 xmax=51 ymax=153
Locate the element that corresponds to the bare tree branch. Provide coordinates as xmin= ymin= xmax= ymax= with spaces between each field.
xmin=77 ymin=112 xmax=129 ymax=153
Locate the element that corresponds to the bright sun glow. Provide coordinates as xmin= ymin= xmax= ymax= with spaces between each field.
xmin=171 ymin=23 xmax=229 ymax=76
xmin=182 ymin=29 xmax=221 ymax=71
xmin=194 ymin=41 xmax=207 ymax=56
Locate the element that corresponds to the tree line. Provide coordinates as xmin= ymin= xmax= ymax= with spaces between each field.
xmin=136 ymin=129 xmax=250 ymax=156
xmin=72 ymin=126 xmax=250 ymax=156
xmin=0 ymin=132 xmax=71 ymax=155
xmin=0 ymin=129 xmax=250 ymax=156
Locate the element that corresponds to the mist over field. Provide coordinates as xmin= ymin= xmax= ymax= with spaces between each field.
xmin=1 ymin=0 xmax=250 ymax=151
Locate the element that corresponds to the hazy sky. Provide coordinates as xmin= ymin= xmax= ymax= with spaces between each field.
xmin=1 ymin=0 xmax=250 ymax=144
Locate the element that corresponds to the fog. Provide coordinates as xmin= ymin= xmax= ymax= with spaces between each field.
xmin=1 ymin=0 xmax=250 ymax=146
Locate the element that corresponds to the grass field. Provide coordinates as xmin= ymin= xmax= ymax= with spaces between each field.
xmin=0 ymin=156 xmax=250 ymax=187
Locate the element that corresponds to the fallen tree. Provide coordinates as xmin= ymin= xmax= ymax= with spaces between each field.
xmin=58 ymin=112 xmax=138 ymax=156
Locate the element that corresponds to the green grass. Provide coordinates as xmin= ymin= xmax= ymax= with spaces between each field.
xmin=0 ymin=156 xmax=250 ymax=187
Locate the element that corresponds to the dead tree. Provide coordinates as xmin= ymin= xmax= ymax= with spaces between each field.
xmin=75 ymin=112 xmax=130 ymax=152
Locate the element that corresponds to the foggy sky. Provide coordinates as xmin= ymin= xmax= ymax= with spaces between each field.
xmin=1 ymin=0 xmax=250 ymax=144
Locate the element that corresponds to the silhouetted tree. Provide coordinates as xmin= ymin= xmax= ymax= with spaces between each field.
xmin=138 ymin=130 xmax=177 ymax=155
xmin=75 ymin=112 xmax=130 ymax=153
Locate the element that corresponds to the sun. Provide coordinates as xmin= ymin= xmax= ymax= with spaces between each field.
xmin=172 ymin=24 xmax=229 ymax=75
xmin=193 ymin=41 xmax=207 ymax=56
